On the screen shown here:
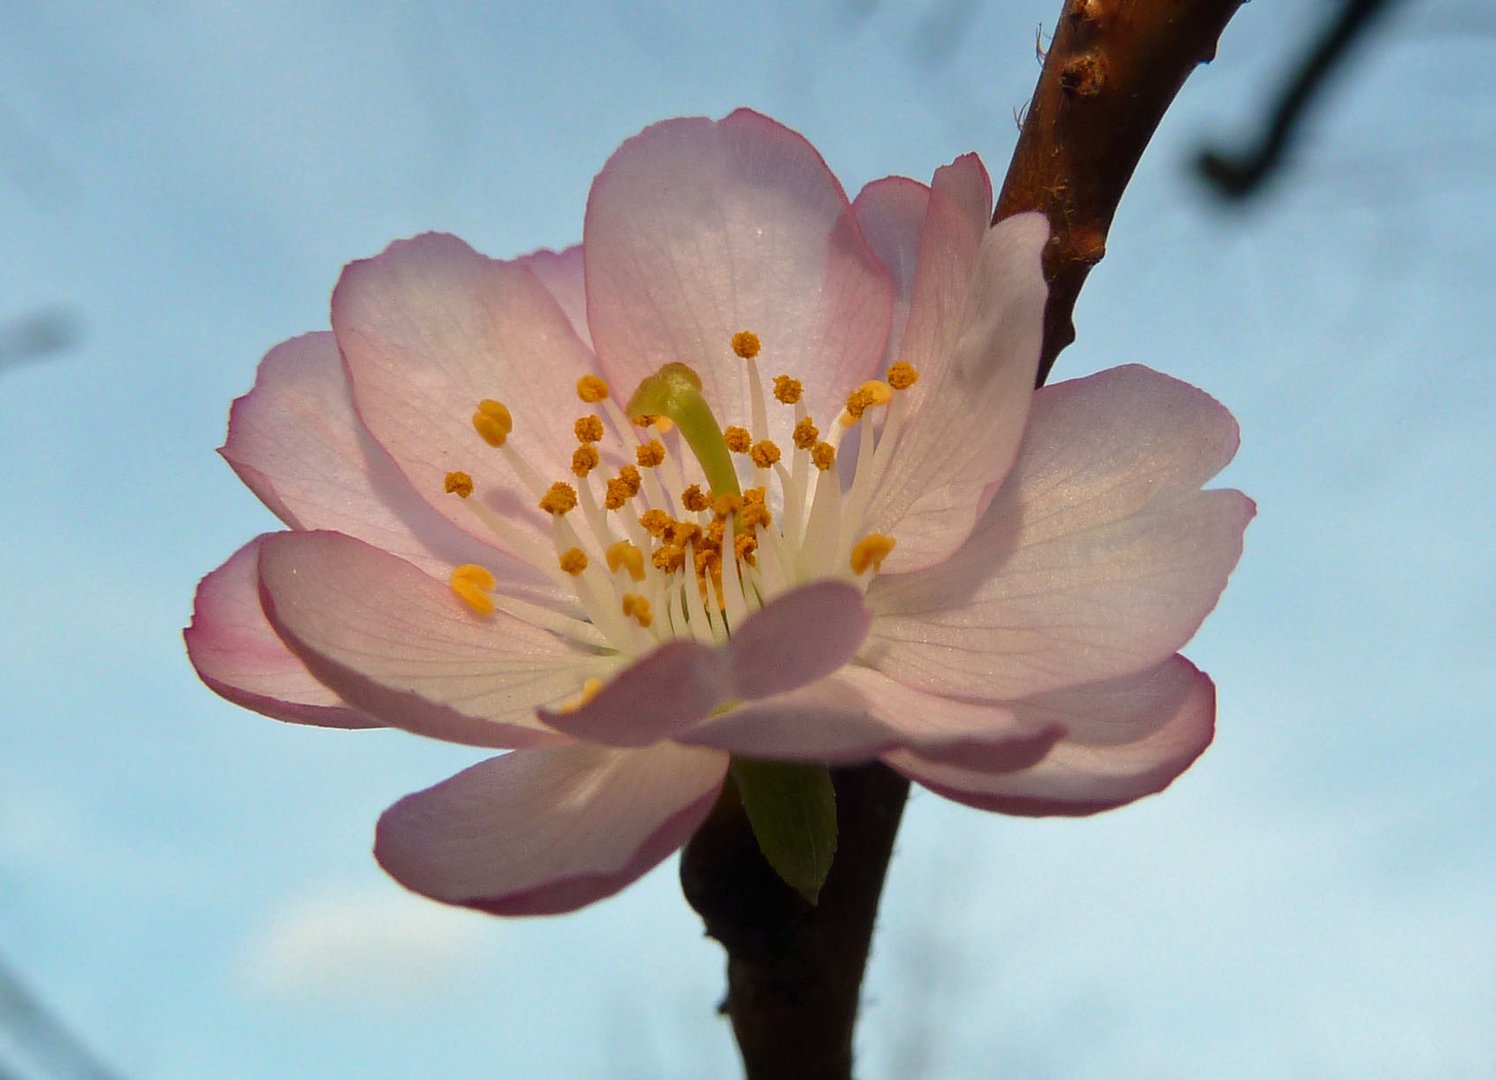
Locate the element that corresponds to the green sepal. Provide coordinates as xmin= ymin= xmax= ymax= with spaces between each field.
xmin=730 ymin=757 xmax=838 ymax=904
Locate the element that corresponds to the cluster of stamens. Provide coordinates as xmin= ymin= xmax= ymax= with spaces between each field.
xmin=443 ymin=330 xmax=916 ymax=657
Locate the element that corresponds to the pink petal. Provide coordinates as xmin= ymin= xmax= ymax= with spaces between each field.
xmin=885 ymin=656 xmax=1216 ymax=815
xmin=861 ymin=210 xmax=1049 ymax=573
xmin=222 ymin=331 xmax=565 ymax=608
xmin=258 ymin=530 xmax=590 ymax=749
xmin=540 ymin=581 xmax=873 ymax=746
xmin=332 ymin=233 xmax=600 ymax=562
xmin=852 ymin=174 xmax=930 ymax=370
xmin=375 ymin=743 xmax=728 ymax=915
xmin=518 ymin=245 xmax=591 ymax=349
xmin=681 ymin=664 xmax=1061 ymax=767
xmin=583 ymin=109 xmax=893 ymax=449
xmin=868 ymin=365 xmax=1255 ymax=700
xmin=185 ymin=535 xmax=378 ymax=729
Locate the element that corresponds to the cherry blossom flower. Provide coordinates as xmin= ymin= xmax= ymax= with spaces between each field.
xmin=186 ymin=110 xmax=1252 ymax=915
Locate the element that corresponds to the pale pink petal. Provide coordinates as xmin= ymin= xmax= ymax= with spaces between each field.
xmin=375 ymin=743 xmax=728 ymax=915
xmin=185 ymin=535 xmax=378 ymax=729
xmin=222 ymin=331 xmax=567 ymax=609
xmin=258 ymin=530 xmax=591 ymax=749
xmin=885 ymin=656 xmax=1216 ymax=815
xmin=860 ymin=211 xmax=1048 ymax=572
xmin=519 ymin=245 xmax=590 ymax=349
xmin=852 ymin=175 xmax=930 ymax=370
xmin=540 ymin=581 xmax=872 ymax=746
xmin=868 ymin=365 xmax=1254 ymax=699
xmin=332 ymin=233 xmax=600 ymax=560
xmin=681 ymin=664 xmax=1061 ymax=767
xmin=584 ymin=109 xmax=893 ymax=448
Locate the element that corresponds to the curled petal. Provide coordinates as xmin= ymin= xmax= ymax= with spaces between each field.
xmin=868 ymin=365 xmax=1254 ymax=699
xmin=682 ymin=664 xmax=1061 ymax=767
xmin=584 ymin=109 xmax=893 ymax=450
xmin=376 ymin=743 xmax=728 ymax=915
xmin=185 ymin=535 xmax=378 ymax=729
xmin=886 ymin=656 xmax=1216 ymax=815
xmin=861 ymin=211 xmax=1049 ymax=572
xmin=332 ymin=233 xmax=599 ymax=561
xmin=540 ymin=581 xmax=873 ymax=746
xmin=258 ymin=530 xmax=592 ymax=749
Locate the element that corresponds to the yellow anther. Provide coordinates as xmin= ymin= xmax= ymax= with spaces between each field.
xmin=639 ymin=509 xmax=671 ymax=536
xmin=731 ymin=330 xmax=761 ymax=359
xmin=574 ymin=414 xmax=604 ymax=443
xmin=734 ymin=533 xmax=758 ymax=566
xmin=712 ymin=492 xmax=743 ymax=519
xmin=558 ymin=547 xmax=589 ymax=576
xmin=603 ymin=477 xmax=632 ymax=510
xmin=444 ymin=471 xmax=474 ymax=498
xmin=666 ymin=519 xmax=702 ymax=547
xmin=616 ymin=464 xmax=642 ymax=495
xmin=681 ymin=484 xmax=712 ymax=512
xmin=472 ymin=399 xmax=513 ymax=447
xmin=723 ymin=425 xmax=752 ymax=453
xmin=792 ymin=417 xmax=819 ymax=450
xmin=739 ymin=488 xmax=772 ymax=530
xmin=577 ymin=375 xmax=610 ymax=403
xmin=650 ymin=416 xmax=675 ymax=434
xmin=559 ymin=677 xmax=605 ymax=713
xmin=621 ymin=594 xmax=653 ymax=628
xmin=571 ymin=445 xmax=600 ymax=477
xmin=606 ymin=540 xmax=646 ymax=581
xmin=636 ymin=439 xmax=666 ymax=468
xmin=449 ymin=564 xmax=497 ymax=616
xmin=811 ymin=441 xmax=837 ymax=470
xmin=652 ymin=544 xmax=686 ymax=574
xmin=842 ymin=379 xmax=894 ymax=424
xmin=772 ymin=375 xmax=803 ymax=404
xmin=539 ymin=482 xmax=578 ymax=515
xmin=749 ymin=440 xmax=781 ymax=468
xmin=887 ymin=361 xmax=919 ymax=390
xmin=850 ymin=533 xmax=896 ymax=575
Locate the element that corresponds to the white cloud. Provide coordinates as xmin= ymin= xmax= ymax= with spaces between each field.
xmin=239 ymin=883 xmax=495 ymax=1009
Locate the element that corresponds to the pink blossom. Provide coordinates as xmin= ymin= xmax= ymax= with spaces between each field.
xmin=186 ymin=110 xmax=1252 ymax=915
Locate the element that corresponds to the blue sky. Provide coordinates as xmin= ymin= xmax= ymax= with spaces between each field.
xmin=1 ymin=2 xmax=1491 ymax=1078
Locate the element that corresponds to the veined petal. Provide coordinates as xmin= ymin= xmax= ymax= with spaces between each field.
xmin=222 ymin=331 xmax=567 ymax=608
xmin=540 ymin=581 xmax=872 ymax=747
xmin=681 ymin=664 xmax=1061 ymax=767
xmin=185 ymin=535 xmax=378 ymax=729
xmin=376 ymin=743 xmax=728 ymax=915
xmin=332 ymin=232 xmax=599 ymax=561
xmin=258 ymin=530 xmax=592 ymax=749
xmin=519 ymin=244 xmax=590 ymax=349
xmin=886 ymin=656 xmax=1216 ymax=815
xmin=584 ymin=109 xmax=893 ymax=449
xmin=859 ymin=210 xmax=1047 ymax=572
xmin=868 ymin=365 xmax=1254 ymax=700
xmin=852 ymin=174 xmax=930 ymax=371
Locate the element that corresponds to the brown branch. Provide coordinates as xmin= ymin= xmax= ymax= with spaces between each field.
xmin=683 ymin=3 xmax=1246 ymax=1077
xmin=996 ymin=0 xmax=1246 ymax=385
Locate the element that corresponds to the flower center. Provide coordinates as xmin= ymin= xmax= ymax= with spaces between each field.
xmin=442 ymin=332 xmax=915 ymax=658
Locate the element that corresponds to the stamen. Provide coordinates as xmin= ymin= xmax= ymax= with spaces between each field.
xmin=636 ymin=439 xmax=666 ymax=468
xmin=444 ymin=471 xmax=474 ymax=498
xmin=886 ymin=361 xmax=919 ymax=390
xmin=639 ymin=509 xmax=671 ymax=537
xmin=772 ymin=375 xmax=803 ymax=404
xmin=681 ymin=484 xmax=712 ymax=513
xmin=812 ymin=442 xmax=837 ymax=470
xmin=571 ymin=445 xmax=600 ymax=477
xmin=731 ymin=331 xmax=762 ymax=359
xmin=723 ymin=426 xmax=752 ymax=453
xmin=574 ymin=414 xmax=604 ymax=443
xmin=449 ymin=564 xmax=497 ymax=616
xmin=841 ymin=380 xmax=893 ymax=426
xmin=539 ymin=482 xmax=578 ymax=516
xmin=749 ymin=440 xmax=781 ymax=469
xmin=850 ymin=534 xmax=896 ymax=575
xmin=577 ymin=375 xmax=610 ymax=403
xmin=558 ymin=547 xmax=589 ymax=576
xmin=622 ymin=594 xmax=653 ymax=628
xmin=792 ymin=418 xmax=819 ymax=451
xmin=472 ymin=399 xmax=513 ymax=447
xmin=606 ymin=540 xmax=646 ymax=581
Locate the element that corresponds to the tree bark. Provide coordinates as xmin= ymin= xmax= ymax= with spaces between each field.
xmin=683 ymin=2 xmax=1246 ymax=1076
